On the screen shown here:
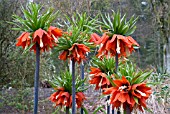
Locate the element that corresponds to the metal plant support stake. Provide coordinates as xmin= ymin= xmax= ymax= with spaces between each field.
xmin=80 ymin=62 xmax=84 ymax=114
xmin=72 ymin=59 xmax=76 ymax=114
xmin=34 ymin=43 xmax=40 ymax=114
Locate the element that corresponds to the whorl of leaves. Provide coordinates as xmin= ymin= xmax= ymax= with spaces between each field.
xmin=49 ymin=71 xmax=88 ymax=93
xmin=9 ymin=3 xmax=59 ymax=32
xmin=100 ymin=10 xmax=138 ymax=36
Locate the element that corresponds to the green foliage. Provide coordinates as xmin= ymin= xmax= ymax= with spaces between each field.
xmin=55 ymin=12 xmax=98 ymax=53
xmin=64 ymin=12 xmax=99 ymax=33
xmin=0 ymin=88 xmax=33 ymax=112
xmin=49 ymin=71 xmax=88 ymax=93
xmin=81 ymin=106 xmax=89 ymax=114
xmin=10 ymin=2 xmax=59 ymax=32
xmin=130 ymin=0 xmax=170 ymax=69
xmin=92 ymin=106 xmax=106 ymax=114
xmin=154 ymin=85 xmax=169 ymax=104
xmin=116 ymin=61 xmax=152 ymax=84
xmin=91 ymin=57 xmax=116 ymax=75
xmin=55 ymin=26 xmax=89 ymax=52
xmin=100 ymin=11 xmax=138 ymax=36
xmin=0 ymin=50 xmax=36 ymax=88
xmin=150 ymin=70 xmax=170 ymax=103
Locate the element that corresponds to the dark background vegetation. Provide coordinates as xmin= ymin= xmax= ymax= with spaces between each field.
xmin=0 ymin=0 xmax=169 ymax=113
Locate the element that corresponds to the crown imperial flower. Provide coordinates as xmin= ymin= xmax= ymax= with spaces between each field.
xmin=98 ymin=11 xmax=139 ymax=58
xmin=13 ymin=3 xmax=62 ymax=53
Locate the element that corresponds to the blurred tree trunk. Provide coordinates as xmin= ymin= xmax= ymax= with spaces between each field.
xmin=160 ymin=0 xmax=170 ymax=72
xmin=150 ymin=0 xmax=169 ymax=70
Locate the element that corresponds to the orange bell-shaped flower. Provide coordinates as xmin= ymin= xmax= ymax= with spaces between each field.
xmin=97 ymin=33 xmax=139 ymax=58
xmin=16 ymin=32 xmax=31 ymax=49
xmin=49 ymin=87 xmax=86 ymax=108
xmin=59 ymin=43 xmax=90 ymax=64
xmin=89 ymin=67 xmax=111 ymax=90
xmin=103 ymin=76 xmax=132 ymax=108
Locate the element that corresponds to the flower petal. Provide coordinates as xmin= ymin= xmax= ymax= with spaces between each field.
xmin=90 ymin=33 xmax=101 ymax=44
xmin=59 ymin=50 xmax=69 ymax=60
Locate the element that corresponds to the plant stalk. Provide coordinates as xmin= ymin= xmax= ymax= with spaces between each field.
xmin=66 ymin=107 xmax=69 ymax=114
xmin=34 ymin=43 xmax=40 ymax=114
xmin=72 ymin=59 xmax=76 ymax=114
xmin=107 ymin=96 xmax=110 ymax=114
xmin=80 ymin=62 xmax=84 ymax=114
xmin=115 ymin=53 xmax=131 ymax=114
xmin=115 ymin=53 xmax=118 ymax=72
xmin=112 ymin=108 xmax=114 ymax=114
xmin=125 ymin=104 xmax=131 ymax=114
xmin=113 ymin=53 xmax=119 ymax=114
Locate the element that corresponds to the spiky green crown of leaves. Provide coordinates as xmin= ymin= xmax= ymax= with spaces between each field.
xmin=55 ymin=12 xmax=98 ymax=52
xmin=91 ymin=57 xmax=117 ymax=75
xmin=115 ymin=62 xmax=152 ymax=85
xmin=10 ymin=3 xmax=59 ymax=32
xmin=100 ymin=10 xmax=138 ymax=36
xmin=64 ymin=12 xmax=99 ymax=34
xmin=49 ymin=71 xmax=87 ymax=93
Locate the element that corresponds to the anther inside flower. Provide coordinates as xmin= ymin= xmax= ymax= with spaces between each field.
xmin=103 ymin=76 xmax=132 ymax=108
xmin=118 ymin=85 xmax=129 ymax=92
xmin=131 ymin=83 xmax=152 ymax=112
xmin=135 ymin=90 xmax=146 ymax=97
xmin=132 ymin=83 xmax=151 ymax=99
